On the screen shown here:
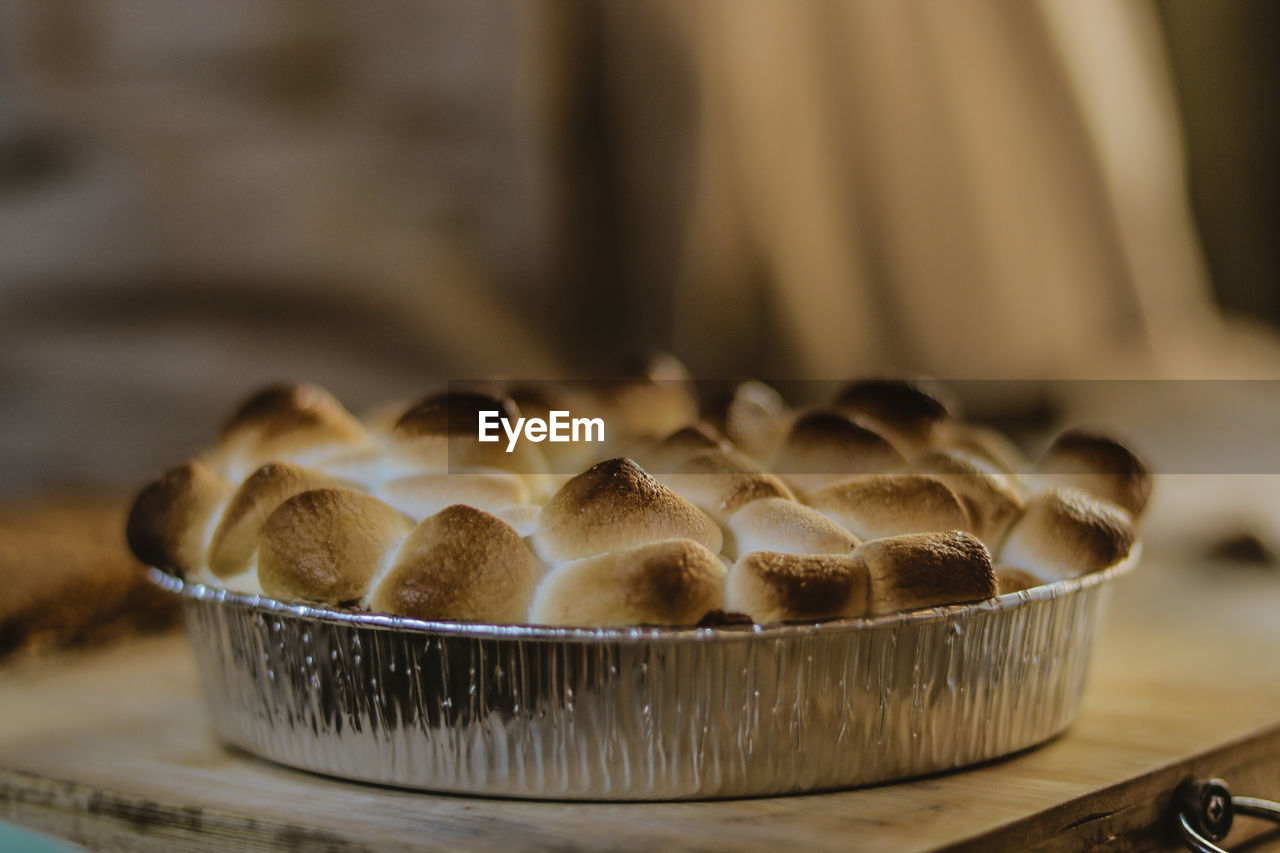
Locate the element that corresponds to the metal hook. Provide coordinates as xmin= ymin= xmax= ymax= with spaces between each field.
xmin=1176 ymin=778 xmax=1280 ymax=852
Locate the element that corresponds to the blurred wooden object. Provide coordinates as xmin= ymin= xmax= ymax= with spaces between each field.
xmin=0 ymin=494 xmax=179 ymax=659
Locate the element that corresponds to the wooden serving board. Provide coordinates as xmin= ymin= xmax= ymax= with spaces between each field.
xmin=3 ymin=546 xmax=1280 ymax=852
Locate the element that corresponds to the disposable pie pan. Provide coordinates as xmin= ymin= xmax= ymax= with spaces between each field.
xmin=150 ymin=549 xmax=1137 ymax=800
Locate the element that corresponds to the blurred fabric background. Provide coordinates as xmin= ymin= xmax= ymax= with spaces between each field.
xmin=1 ymin=0 xmax=1278 ymax=493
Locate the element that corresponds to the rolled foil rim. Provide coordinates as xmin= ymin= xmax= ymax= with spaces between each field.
xmin=147 ymin=543 xmax=1139 ymax=642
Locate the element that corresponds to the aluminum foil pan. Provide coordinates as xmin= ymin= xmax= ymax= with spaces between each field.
xmin=152 ymin=549 xmax=1137 ymax=800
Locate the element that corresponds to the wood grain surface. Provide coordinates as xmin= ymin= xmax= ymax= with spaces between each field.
xmin=2 ymin=531 xmax=1280 ymax=852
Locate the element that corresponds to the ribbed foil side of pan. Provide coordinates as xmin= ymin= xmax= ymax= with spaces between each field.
xmin=174 ymin=577 xmax=1113 ymax=800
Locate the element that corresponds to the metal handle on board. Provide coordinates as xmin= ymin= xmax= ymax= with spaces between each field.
xmin=1176 ymin=778 xmax=1280 ymax=852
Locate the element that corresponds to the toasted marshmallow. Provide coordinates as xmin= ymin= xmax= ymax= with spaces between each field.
xmin=388 ymin=390 xmax=499 ymax=470
xmin=494 ymin=503 xmax=541 ymax=538
xmin=389 ymin=391 xmax=549 ymax=482
xmin=320 ymin=398 xmax=412 ymax=486
xmin=358 ymin=398 xmax=414 ymax=435
xmin=657 ymin=449 xmax=795 ymax=521
xmin=528 ymin=538 xmax=725 ymax=626
xmin=1033 ymin=428 xmax=1152 ymax=517
xmin=258 ymin=488 xmax=413 ymax=605
xmin=807 ymin=474 xmax=971 ymax=541
xmin=376 ymin=470 xmax=530 ymax=521
xmin=371 ymin=504 xmax=537 ymax=623
xmin=205 ymin=461 xmax=344 ymax=579
xmin=910 ymin=451 xmax=1022 ymax=546
xmin=581 ymin=355 xmax=699 ymax=442
xmin=506 ymin=382 xmax=586 ymax=421
xmin=305 ymin=446 xmax=387 ymax=490
xmin=855 ymin=531 xmax=996 ymax=615
xmin=832 ymin=378 xmax=957 ymax=450
xmin=772 ymin=410 xmax=905 ymax=494
xmin=997 ymin=487 xmax=1135 ymax=582
xmin=131 ymin=377 xmax=1148 ymax=628
xmin=506 ymin=382 xmax=604 ymax=474
xmin=934 ymin=421 xmax=1029 ymax=480
xmin=994 ymin=567 xmax=1043 ymax=595
xmin=126 ymin=460 xmax=232 ymax=578
xmin=634 ymin=424 xmax=727 ymax=474
xmin=703 ymin=380 xmax=790 ymax=462
xmin=533 ymin=458 xmax=722 ymax=563
xmin=724 ymin=498 xmax=859 ymax=560
xmin=726 ymin=551 xmax=869 ymax=623
xmin=212 ymin=383 xmax=370 ymax=480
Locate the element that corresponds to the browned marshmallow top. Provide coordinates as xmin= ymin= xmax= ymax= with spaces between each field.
xmin=126 ymin=460 xmax=230 ymax=578
xmin=997 ymin=487 xmax=1135 ymax=581
xmin=658 ymin=449 xmax=795 ymax=520
xmin=832 ymin=378 xmax=956 ymax=449
xmin=808 ymin=474 xmax=970 ymax=542
xmin=259 ymin=488 xmax=411 ymax=604
xmin=580 ymin=360 xmax=699 ymax=440
xmin=530 ymin=539 xmax=725 ymax=626
xmin=910 ymin=451 xmax=1022 ymax=546
xmin=391 ymin=391 xmax=547 ymax=475
xmin=372 ymin=504 xmax=536 ymax=623
xmin=209 ymin=383 xmax=371 ymax=482
xmin=1034 ymin=428 xmax=1152 ymax=517
xmin=394 ymin=391 xmax=520 ymax=437
xmin=128 ymin=375 xmax=1147 ymax=627
xmin=222 ymin=383 xmax=366 ymax=449
xmin=856 ymin=531 xmax=996 ymax=615
xmin=728 ymin=552 xmax=869 ymax=623
xmin=534 ymin=458 xmax=723 ymax=563
xmin=773 ymin=410 xmax=905 ymax=493
xmin=207 ymin=461 xmax=342 ymax=579
xmin=635 ymin=424 xmax=727 ymax=473
xmin=703 ymin=381 xmax=789 ymax=462
xmin=936 ymin=422 xmax=1028 ymax=477
xmin=725 ymin=497 xmax=859 ymax=559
